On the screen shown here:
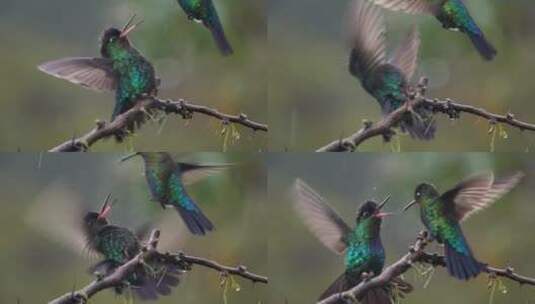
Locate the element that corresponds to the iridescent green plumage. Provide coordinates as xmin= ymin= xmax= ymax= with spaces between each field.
xmin=404 ymin=172 xmax=523 ymax=280
xmin=177 ymin=0 xmax=233 ymax=55
xmin=121 ymin=152 xmax=231 ymax=236
xmin=293 ymin=179 xmax=411 ymax=303
xmin=83 ymin=196 xmax=182 ymax=300
xmin=38 ymin=19 xmax=158 ymax=139
xmin=348 ymin=0 xmax=435 ymax=140
xmin=367 ymin=0 xmax=497 ymax=60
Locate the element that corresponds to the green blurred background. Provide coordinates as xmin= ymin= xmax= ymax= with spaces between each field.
xmin=0 ymin=153 xmax=268 ymax=303
xmin=0 ymin=0 xmax=266 ymax=151
xmin=267 ymin=153 xmax=535 ymax=303
xmin=269 ymin=0 xmax=535 ymax=151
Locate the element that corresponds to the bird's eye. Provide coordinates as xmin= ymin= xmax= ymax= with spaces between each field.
xmin=416 ymin=192 xmax=421 ymax=197
xmin=362 ymin=212 xmax=368 ymax=217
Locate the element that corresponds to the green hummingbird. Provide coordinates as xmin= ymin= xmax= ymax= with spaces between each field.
xmin=38 ymin=17 xmax=158 ymax=135
xmin=403 ymin=172 xmax=523 ymax=280
xmin=177 ymin=0 xmax=233 ymax=55
xmin=83 ymin=194 xmax=183 ymax=300
xmin=348 ymin=0 xmax=435 ymax=140
xmin=293 ymin=179 xmax=411 ymax=303
xmin=121 ymin=152 xmax=231 ymax=236
xmin=366 ymin=0 xmax=497 ymax=60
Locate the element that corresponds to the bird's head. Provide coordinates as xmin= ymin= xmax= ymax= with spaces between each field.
xmin=83 ymin=194 xmax=113 ymax=235
xmin=403 ymin=183 xmax=439 ymax=211
xmin=100 ymin=16 xmax=142 ymax=57
xmin=356 ymin=195 xmax=392 ymax=224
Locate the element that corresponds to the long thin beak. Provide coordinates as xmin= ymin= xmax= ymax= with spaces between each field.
xmin=377 ymin=195 xmax=391 ymax=210
xmin=120 ymin=152 xmax=140 ymax=162
xmin=402 ymin=200 xmax=417 ymax=212
xmin=98 ymin=193 xmax=113 ymax=219
xmin=120 ymin=19 xmax=143 ymax=38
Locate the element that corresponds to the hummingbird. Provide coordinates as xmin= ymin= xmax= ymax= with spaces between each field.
xmin=366 ymin=0 xmax=497 ymax=60
xmin=348 ymin=0 xmax=435 ymax=140
xmin=83 ymin=194 xmax=184 ymax=300
xmin=121 ymin=152 xmax=231 ymax=236
xmin=177 ymin=0 xmax=233 ymax=56
xmin=38 ymin=16 xmax=158 ymax=138
xmin=403 ymin=172 xmax=524 ymax=280
xmin=293 ymin=179 xmax=411 ymax=303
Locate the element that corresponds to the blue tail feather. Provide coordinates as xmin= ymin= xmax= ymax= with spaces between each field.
xmin=468 ymin=31 xmax=497 ymax=61
xmin=175 ymin=203 xmax=214 ymax=235
xmin=445 ymin=242 xmax=484 ymax=280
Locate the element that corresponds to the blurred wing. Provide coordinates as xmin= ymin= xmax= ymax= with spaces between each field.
xmin=389 ymin=25 xmax=420 ymax=79
xmin=348 ymin=0 xmax=387 ymax=78
xmin=441 ymin=172 xmax=524 ymax=222
xmin=292 ymin=179 xmax=351 ymax=254
xmin=178 ymin=162 xmax=233 ymax=186
xmin=24 ymin=183 xmax=91 ymax=258
xmin=38 ymin=57 xmax=117 ymax=92
xmin=367 ymin=0 xmax=441 ymax=15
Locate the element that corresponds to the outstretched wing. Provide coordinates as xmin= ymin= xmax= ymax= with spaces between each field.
xmin=292 ymin=179 xmax=352 ymax=254
xmin=367 ymin=0 xmax=442 ymax=15
xmin=390 ymin=25 xmax=420 ymax=80
xmin=38 ymin=57 xmax=117 ymax=92
xmin=441 ymin=172 xmax=524 ymax=222
xmin=24 ymin=183 xmax=94 ymax=258
xmin=178 ymin=162 xmax=233 ymax=186
xmin=347 ymin=0 xmax=387 ymax=79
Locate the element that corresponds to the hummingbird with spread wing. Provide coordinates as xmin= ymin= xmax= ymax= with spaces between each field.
xmin=403 ymin=172 xmax=523 ymax=280
xmin=121 ymin=152 xmax=231 ymax=236
xmin=293 ymin=179 xmax=412 ymax=303
xmin=348 ymin=0 xmax=435 ymax=140
xmin=83 ymin=194 xmax=184 ymax=300
xmin=366 ymin=0 xmax=497 ymax=60
xmin=38 ymin=16 xmax=158 ymax=139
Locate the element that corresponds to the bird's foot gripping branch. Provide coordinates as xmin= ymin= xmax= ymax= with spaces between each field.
xmin=317 ymin=231 xmax=535 ymax=304
xmin=49 ymin=96 xmax=268 ymax=152
xmin=48 ymin=230 xmax=268 ymax=304
xmin=317 ymin=77 xmax=535 ymax=152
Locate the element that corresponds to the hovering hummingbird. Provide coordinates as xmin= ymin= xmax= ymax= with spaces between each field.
xmin=403 ymin=172 xmax=524 ymax=280
xmin=121 ymin=152 xmax=231 ymax=236
xmin=177 ymin=0 xmax=233 ymax=56
xmin=348 ymin=0 xmax=435 ymax=140
xmin=38 ymin=16 xmax=158 ymax=136
xmin=366 ymin=0 xmax=497 ymax=60
xmin=293 ymin=179 xmax=411 ymax=303
xmin=83 ymin=194 xmax=184 ymax=300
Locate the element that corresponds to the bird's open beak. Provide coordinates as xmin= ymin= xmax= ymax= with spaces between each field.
xmin=120 ymin=15 xmax=143 ymax=38
xmin=120 ymin=152 xmax=140 ymax=162
xmin=402 ymin=200 xmax=417 ymax=212
xmin=97 ymin=193 xmax=113 ymax=219
xmin=375 ymin=195 xmax=392 ymax=218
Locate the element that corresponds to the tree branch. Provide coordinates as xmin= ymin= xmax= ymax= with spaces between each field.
xmin=318 ymin=231 xmax=535 ymax=304
xmin=49 ymin=96 xmax=268 ymax=152
xmin=48 ymin=229 xmax=268 ymax=304
xmin=317 ymin=78 xmax=535 ymax=152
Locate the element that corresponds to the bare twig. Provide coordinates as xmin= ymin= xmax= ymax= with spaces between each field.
xmin=317 ymin=78 xmax=535 ymax=152
xmin=48 ymin=230 xmax=268 ymax=304
xmin=318 ymin=231 xmax=430 ymax=304
xmin=49 ymin=96 xmax=268 ymax=152
xmin=318 ymin=231 xmax=535 ymax=304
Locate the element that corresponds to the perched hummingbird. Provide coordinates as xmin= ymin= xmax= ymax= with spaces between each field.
xmin=403 ymin=172 xmax=523 ymax=280
xmin=83 ymin=194 xmax=183 ymax=300
xmin=38 ymin=16 xmax=158 ymax=135
xmin=177 ymin=0 xmax=233 ymax=56
xmin=367 ymin=0 xmax=497 ymax=60
xmin=293 ymin=179 xmax=411 ymax=303
xmin=121 ymin=152 xmax=231 ymax=236
xmin=348 ymin=0 xmax=435 ymax=140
